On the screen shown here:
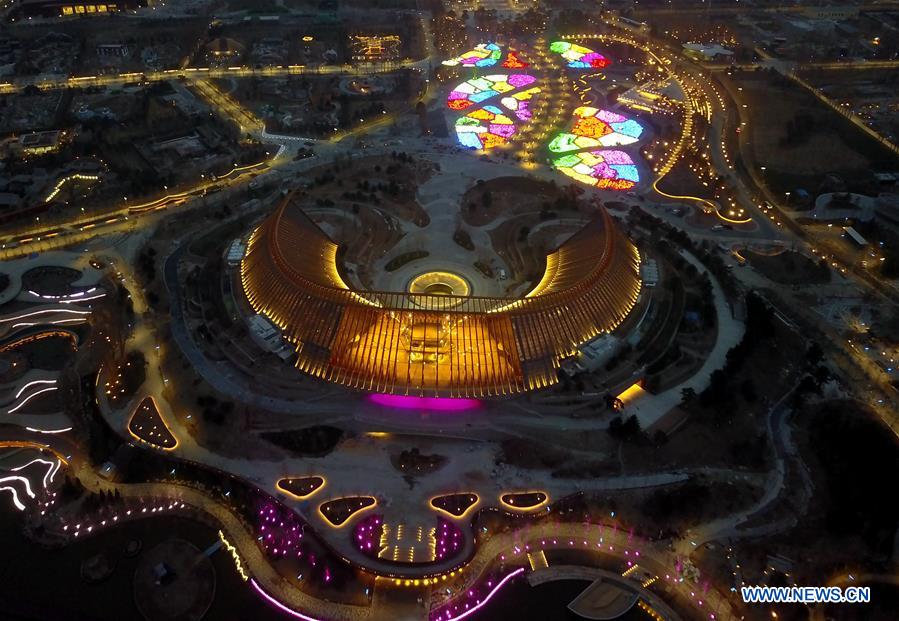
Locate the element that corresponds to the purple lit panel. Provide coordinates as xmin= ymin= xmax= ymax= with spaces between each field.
xmin=507 ymin=74 xmax=536 ymax=88
xmin=597 ymin=109 xmax=627 ymax=123
xmin=368 ymin=394 xmax=481 ymax=411
xmin=599 ymin=150 xmax=633 ymax=165
xmin=489 ymin=123 xmax=517 ymax=138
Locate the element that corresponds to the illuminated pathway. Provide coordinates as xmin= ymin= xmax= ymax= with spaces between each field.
xmin=0 ymin=61 xmax=428 ymax=96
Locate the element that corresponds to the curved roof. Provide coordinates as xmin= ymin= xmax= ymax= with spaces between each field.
xmin=240 ymin=193 xmax=642 ymax=397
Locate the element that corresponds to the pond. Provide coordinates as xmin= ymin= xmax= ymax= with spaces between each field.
xmin=465 ymin=577 xmax=653 ymax=621
xmin=0 ymin=511 xmax=286 ymax=621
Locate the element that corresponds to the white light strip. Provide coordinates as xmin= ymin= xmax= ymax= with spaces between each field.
xmin=14 ymin=379 xmax=57 ymax=399
xmin=0 ymin=475 xmax=35 ymax=499
xmin=10 ymin=457 xmax=56 ymax=488
xmin=0 ymin=486 xmax=25 ymax=511
xmin=60 ymin=293 xmax=106 ymax=303
xmin=27 ymin=288 xmax=97 ymax=300
xmin=11 ymin=318 xmax=87 ymax=329
xmin=25 ymin=426 xmax=72 ymax=434
xmin=7 ymin=386 xmax=58 ymax=414
xmin=0 ymin=308 xmax=91 ymax=323
xmin=49 ymin=459 xmax=61 ymax=484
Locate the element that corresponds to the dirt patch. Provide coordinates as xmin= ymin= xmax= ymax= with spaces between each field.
xmin=746 ymin=250 xmax=830 ymax=285
xmin=460 ymin=177 xmax=585 ymax=227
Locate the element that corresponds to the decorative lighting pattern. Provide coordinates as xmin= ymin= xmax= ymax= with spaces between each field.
xmin=552 ymin=150 xmax=640 ymax=191
xmin=368 ymin=395 xmax=481 ymax=411
xmin=501 ymin=50 xmax=529 ymax=69
xmin=448 ymin=74 xmax=539 ymax=150
xmin=500 ymin=491 xmax=549 ymax=510
xmin=127 ymin=396 xmax=177 ymax=450
xmin=44 ymin=173 xmax=100 ymax=203
xmin=318 ymin=496 xmax=376 ymax=527
xmin=442 ymin=43 xmax=501 ymax=67
xmin=219 ymin=529 xmax=249 ymax=580
xmin=6 ymin=379 xmax=58 ymax=414
xmin=240 ymin=194 xmax=642 ymax=397
xmin=500 ymin=87 xmax=540 ymax=122
xmin=256 ymin=500 xmax=337 ymax=587
xmin=353 ymin=515 xmax=463 ymax=564
xmin=276 ymin=476 xmax=325 ymax=500
xmin=430 ymin=493 xmax=479 ymax=518
xmin=352 ymin=513 xmax=383 ymax=557
xmin=550 ymin=41 xmax=610 ymax=69
xmin=258 ymin=501 xmax=306 ymax=558
xmin=434 ymin=517 xmax=463 ymax=561
xmin=549 ymin=107 xmax=644 ymax=152
xmin=446 ymin=74 xmax=535 ymax=111
xmin=430 ymin=567 xmax=526 ymax=621
xmin=250 ymin=578 xmax=320 ymax=621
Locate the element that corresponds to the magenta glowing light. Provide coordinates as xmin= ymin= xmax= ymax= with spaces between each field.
xmin=368 ymin=394 xmax=481 ymax=412
xmin=438 ymin=568 xmax=525 ymax=621
xmin=250 ymin=579 xmax=321 ymax=621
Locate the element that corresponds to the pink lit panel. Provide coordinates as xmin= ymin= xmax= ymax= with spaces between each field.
xmin=368 ymin=394 xmax=481 ymax=412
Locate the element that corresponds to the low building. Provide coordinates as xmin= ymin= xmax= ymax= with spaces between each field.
xmin=17 ymin=0 xmax=141 ymax=17
xmin=641 ymin=259 xmax=660 ymax=288
xmin=246 ymin=314 xmax=292 ymax=360
xmin=97 ymin=43 xmax=130 ymax=58
xmin=842 ymin=226 xmax=868 ymax=247
xmin=682 ymin=43 xmax=734 ymax=62
xmin=18 ymin=130 xmax=63 ymax=156
xmin=226 ymin=239 xmax=246 ymax=266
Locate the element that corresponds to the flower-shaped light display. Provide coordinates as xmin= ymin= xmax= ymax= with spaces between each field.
xmin=442 ymin=43 xmax=502 ymax=67
xmin=447 ymin=74 xmax=539 ymax=150
xmin=552 ymin=150 xmax=640 ymax=190
xmin=550 ymin=41 xmax=611 ymax=69
xmin=549 ymin=107 xmax=644 ymax=152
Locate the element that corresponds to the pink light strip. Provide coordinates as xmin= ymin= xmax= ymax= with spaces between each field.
xmin=250 ymin=578 xmax=321 ymax=621
xmin=368 ymin=394 xmax=481 ymax=412
xmin=440 ymin=567 xmax=525 ymax=621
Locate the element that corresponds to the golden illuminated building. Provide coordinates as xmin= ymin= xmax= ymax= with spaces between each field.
xmin=350 ymin=35 xmax=401 ymax=62
xmin=240 ymin=193 xmax=642 ymax=397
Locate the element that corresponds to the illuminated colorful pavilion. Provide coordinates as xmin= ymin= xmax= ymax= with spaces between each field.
xmin=240 ymin=194 xmax=642 ymax=397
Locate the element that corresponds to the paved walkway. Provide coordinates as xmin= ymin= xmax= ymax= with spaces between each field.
xmin=627 ymin=249 xmax=746 ymax=430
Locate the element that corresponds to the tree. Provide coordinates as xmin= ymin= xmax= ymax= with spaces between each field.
xmin=805 ymin=342 xmax=824 ymax=367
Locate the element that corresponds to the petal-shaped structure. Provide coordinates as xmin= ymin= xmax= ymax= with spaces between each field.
xmin=448 ymin=75 xmax=540 ymax=150
xmin=548 ymin=107 xmax=645 ymax=153
xmin=501 ymin=50 xmax=529 ymax=69
xmin=442 ymin=43 xmax=502 ymax=67
xmin=550 ymin=41 xmax=611 ymax=69
xmin=553 ymin=150 xmax=640 ymax=191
